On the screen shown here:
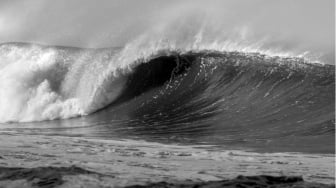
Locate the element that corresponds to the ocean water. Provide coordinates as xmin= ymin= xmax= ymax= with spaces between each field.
xmin=0 ymin=41 xmax=334 ymax=154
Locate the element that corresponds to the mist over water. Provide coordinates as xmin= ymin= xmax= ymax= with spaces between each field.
xmin=0 ymin=0 xmax=334 ymax=63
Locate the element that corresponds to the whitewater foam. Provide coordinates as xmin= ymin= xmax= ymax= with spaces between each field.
xmin=0 ymin=45 xmax=81 ymax=122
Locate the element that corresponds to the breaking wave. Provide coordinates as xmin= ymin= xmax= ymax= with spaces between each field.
xmin=0 ymin=39 xmax=334 ymax=125
xmin=0 ymin=37 xmax=334 ymax=153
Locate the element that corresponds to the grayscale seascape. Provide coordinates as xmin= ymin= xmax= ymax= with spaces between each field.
xmin=0 ymin=0 xmax=334 ymax=187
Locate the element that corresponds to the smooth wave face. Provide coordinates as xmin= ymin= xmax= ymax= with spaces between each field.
xmin=0 ymin=42 xmax=334 ymax=153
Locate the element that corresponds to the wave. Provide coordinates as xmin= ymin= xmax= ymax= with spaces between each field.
xmin=0 ymin=41 xmax=334 ymax=126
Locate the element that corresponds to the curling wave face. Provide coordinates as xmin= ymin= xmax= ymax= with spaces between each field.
xmin=0 ymin=42 xmax=334 ymax=153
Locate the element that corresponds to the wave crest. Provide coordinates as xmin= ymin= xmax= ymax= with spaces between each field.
xmin=0 ymin=39 xmax=332 ymax=123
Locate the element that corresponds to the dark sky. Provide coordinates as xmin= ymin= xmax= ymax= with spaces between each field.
xmin=0 ymin=0 xmax=334 ymax=62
